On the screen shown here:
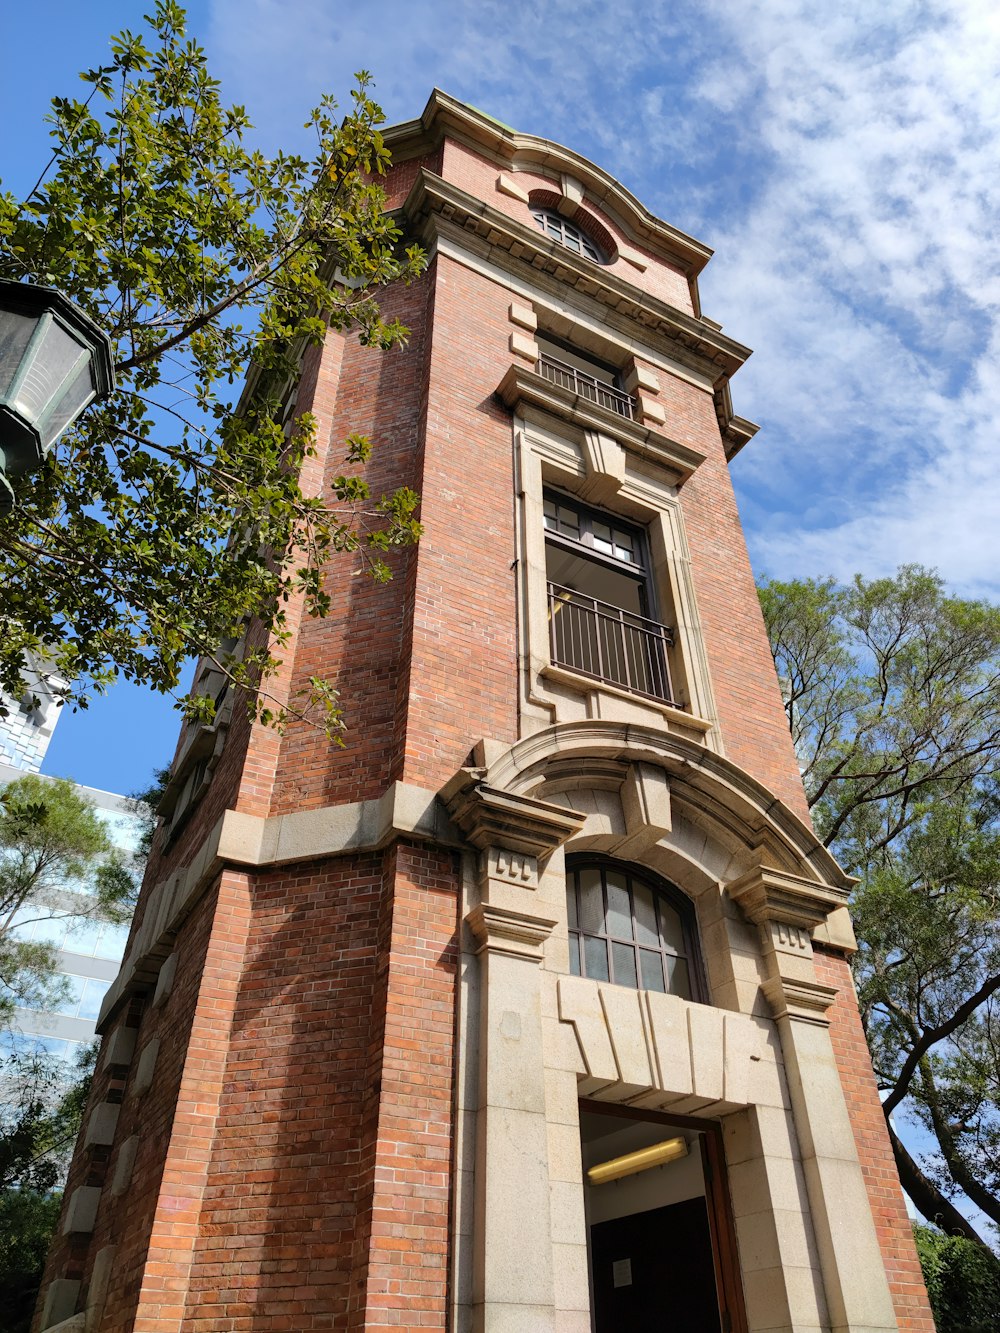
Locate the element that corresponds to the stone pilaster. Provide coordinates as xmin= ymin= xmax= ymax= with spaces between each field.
xmin=729 ymin=866 xmax=898 ymax=1333
xmin=444 ymin=774 xmax=585 ymax=1333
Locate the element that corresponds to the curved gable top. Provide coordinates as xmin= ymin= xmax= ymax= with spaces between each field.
xmin=478 ymin=720 xmax=853 ymax=897
xmin=383 ymin=89 xmax=714 ymax=280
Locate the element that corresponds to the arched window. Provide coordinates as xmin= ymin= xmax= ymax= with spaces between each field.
xmin=530 ymin=206 xmax=607 ymax=263
xmin=566 ymin=858 xmax=701 ymax=999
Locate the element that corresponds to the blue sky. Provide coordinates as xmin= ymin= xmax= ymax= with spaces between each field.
xmin=3 ymin=0 xmax=999 ymax=796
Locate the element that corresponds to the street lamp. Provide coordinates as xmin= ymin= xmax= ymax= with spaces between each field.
xmin=0 ymin=278 xmax=115 ymax=509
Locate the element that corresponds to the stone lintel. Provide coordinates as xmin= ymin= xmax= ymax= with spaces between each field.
xmin=441 ymin=772 xmax=585 ymax=859
xmin=495 ymin=363 xmax=706 ymax=484
xmin=466 ymin=903 xmax=556 ymax=961
xmin=727 ymin=864 xmax=848 ymax=932
xmin=761 ymin=975 xmax=838 ymax=1027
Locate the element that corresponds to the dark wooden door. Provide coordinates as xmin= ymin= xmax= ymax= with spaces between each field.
xmin=590 ymin=1197 xmax=723 ymax=1332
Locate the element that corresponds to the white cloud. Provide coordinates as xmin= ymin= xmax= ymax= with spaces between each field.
xmin=208 ymin=0 xmax=1000 ymax=597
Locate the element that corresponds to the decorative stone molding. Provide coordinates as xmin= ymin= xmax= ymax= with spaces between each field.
xmin=40 ymin=1279 xmax=81 ymax=1331
xmin=616 ymin=243 xmax=648 ymax=272
xmin=509 ymin=329 xmax=539 ymax=362
xmin=110 ymin=1135 xmax=139 ymax=1197
xmin=482 ymin=722 xmax=853 ymax=898
xmin=557 ymin=975 xmax=772 ymax=1112
xmin=152 ymin=950 xmax=177 ymax=1007
xmin=558 ymin=173 xmax=586 ymax=212
xmin=578 ymin=429 xmax=626 ymax=499
xmin=132 ymin=1039 xmax=159 ymax=1097
xmin=761 ymin=975 xmax=839 ymax=1027
xmin=636 ymin=394 xmax=666 ymax=426
xmin=404 ymin=170 xmax=747 ymax=382
xmin=62 ymin=1185 xmax=101 ymax=1235
xmin=101 ymin=1024 xmax=137 ymax=1068
xmin=97 ymin=779 xmax=464 ymax=1030
xmin=508 ymin=299 xmax=537 ymax=331
xmin=727 ymin=864 xmax=849 ymax=933
xmin=624 ymin=363 xmax=661 ymax=395
xmin=489 ymin=846 xmax=538 ymax=886
xmin=83 ymin=1101 xmax=120 ymax=1150
xmin=612 ymin=761 xmax=673 ymax=859
xmin=440 ymin=771 xmax=585 ymax=860
xmin=497 ymin=362 xmax=706 ymax=484
xmin=496 ymin=171 xmax=530 ymax=204
xmin=466 ymin=903 xmax=556 ymax=961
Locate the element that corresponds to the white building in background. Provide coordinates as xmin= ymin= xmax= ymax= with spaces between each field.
xmin=0 ymin=684 xmax=143 ymax=1066
xmin=0 ymin=663 xmax=65 ymax=774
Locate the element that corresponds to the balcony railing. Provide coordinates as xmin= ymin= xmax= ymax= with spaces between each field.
xmin=547 ymin=583 xmax=677 ymax=705
xmin=537 ymin=353 xmax=636 ymax=419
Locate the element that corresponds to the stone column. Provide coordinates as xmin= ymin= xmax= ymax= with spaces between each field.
xmin=443 ymin=774 xmax=585 ymax=1333
xmin=729 ymin=866 xmax=898 ymax=1333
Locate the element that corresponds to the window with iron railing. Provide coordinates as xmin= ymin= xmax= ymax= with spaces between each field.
xmin=543 ymin=491 xmax=678 ymax=706
xmin=534 ymin=334 xmax=636 ymax=420
xmin=537 ymin=353 xmax=636 ymax=418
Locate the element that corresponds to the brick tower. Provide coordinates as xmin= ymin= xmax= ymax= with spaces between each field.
xmin=37 ymin=93 xmax=934 ymax=1333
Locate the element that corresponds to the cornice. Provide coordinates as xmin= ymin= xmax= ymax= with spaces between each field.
xmin=465 ymin=903 xmax=557 ymax=961
xmin=496 ymin=364 xmax=706 ymax=484
xmin=440 ymin=770 xmax=586 ymax=858
xmin=727 ymin=865 xmax=851 ymax=931
xmin=402 ymin=170 xmax=753 ymax=395
xmin=384 ymin=90 xmax=713 ymax=280
xmin=761 ymin=975 xmax=838 ymax=1026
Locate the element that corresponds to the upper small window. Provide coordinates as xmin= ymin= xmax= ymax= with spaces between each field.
xmin=531 ymin=207 xmax=607 ymax=264
xmin=567 ymin=858 xmax=701 ymax=1000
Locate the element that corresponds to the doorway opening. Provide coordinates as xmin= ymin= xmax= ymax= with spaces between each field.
xmin=580 ymin=1100 xmax=746 ymax=1333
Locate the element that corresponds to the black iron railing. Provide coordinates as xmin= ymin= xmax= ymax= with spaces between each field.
xmin=547 ymin=582 xmax=677 ymax=704
xmin=537 ymin=353 xmax=636 ymax=419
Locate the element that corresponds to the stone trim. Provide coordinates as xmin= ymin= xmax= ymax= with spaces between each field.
xmin=761 ymin=975 xmax=839 ymax=1027
xmin=484 ymin=722 xmax=852 ymax=895
xmin=727 ymin=864 xmax=851 ymax=932
xmin=558 ymin=974 xmax=768 ymax=1112
xmin=96 ymin=780 xmax=463 ymax=1029
xmin=403 ymin=170 xmax=750 ymax=384
xmin=440 ymin=772 xmax=586 ymax=858
xmin=498 ymin=361 xmax=706 ymax=485
xmin=466 ymin=903 xmax=556 ymax=961
xmin=496 ymin=171 xmax=530 ymax=204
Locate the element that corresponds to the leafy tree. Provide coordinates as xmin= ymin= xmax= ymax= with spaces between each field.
xmin=914 ymin=1223 xmax=1000 ymax=1332
xmin=760 ymin=567 xmax=1000 ymax=1245
xmin=760 ymin=565 xmax=1000 ymax=865
xmin=0 ymin=1 xmax=424 ymax=737
xmin=0 ymin=774 xmax=138 ymax=1018
xmin=0 ymin=1046 xmax=94 ymax=1333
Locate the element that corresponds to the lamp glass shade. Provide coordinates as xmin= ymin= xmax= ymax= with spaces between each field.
xmin=0 ymin=310 xmax=36 ymax=397
xmin=0 ymin=280 xmax=114 ymax=482
xmin=14 ymin=317 xmax=93 ymax=451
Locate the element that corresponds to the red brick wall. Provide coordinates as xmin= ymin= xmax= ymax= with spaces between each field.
xmin=161 ymin=846 xmax=460 ymax=1332
xmin=400 ymin=253 xmax=519 ymax=787
xmin=34 ymin=877 xmax=227 ymax=1333
xmin=263 ymin=273 xmax=434 ymax=813
xmin=678 ymin=405 xmax=810 ymax=821
xmin=814 ymin=946 xmax=935 ymax=1332
xmin=349 ymin=842 xmax=460 ymax=1329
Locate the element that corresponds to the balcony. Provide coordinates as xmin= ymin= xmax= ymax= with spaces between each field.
xmin=537 ymin=353 xmax=636 ymax=420
xmin=547 ymin=582 xmax=677 ymax=705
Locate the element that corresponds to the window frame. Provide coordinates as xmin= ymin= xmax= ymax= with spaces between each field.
xmin=530 ymin=206 xmax=608 ymax=263
xmin=543 ymin=488 xmax=655 ymax=617
xmin=565 ymin=855 xmax=706 ymax=1002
